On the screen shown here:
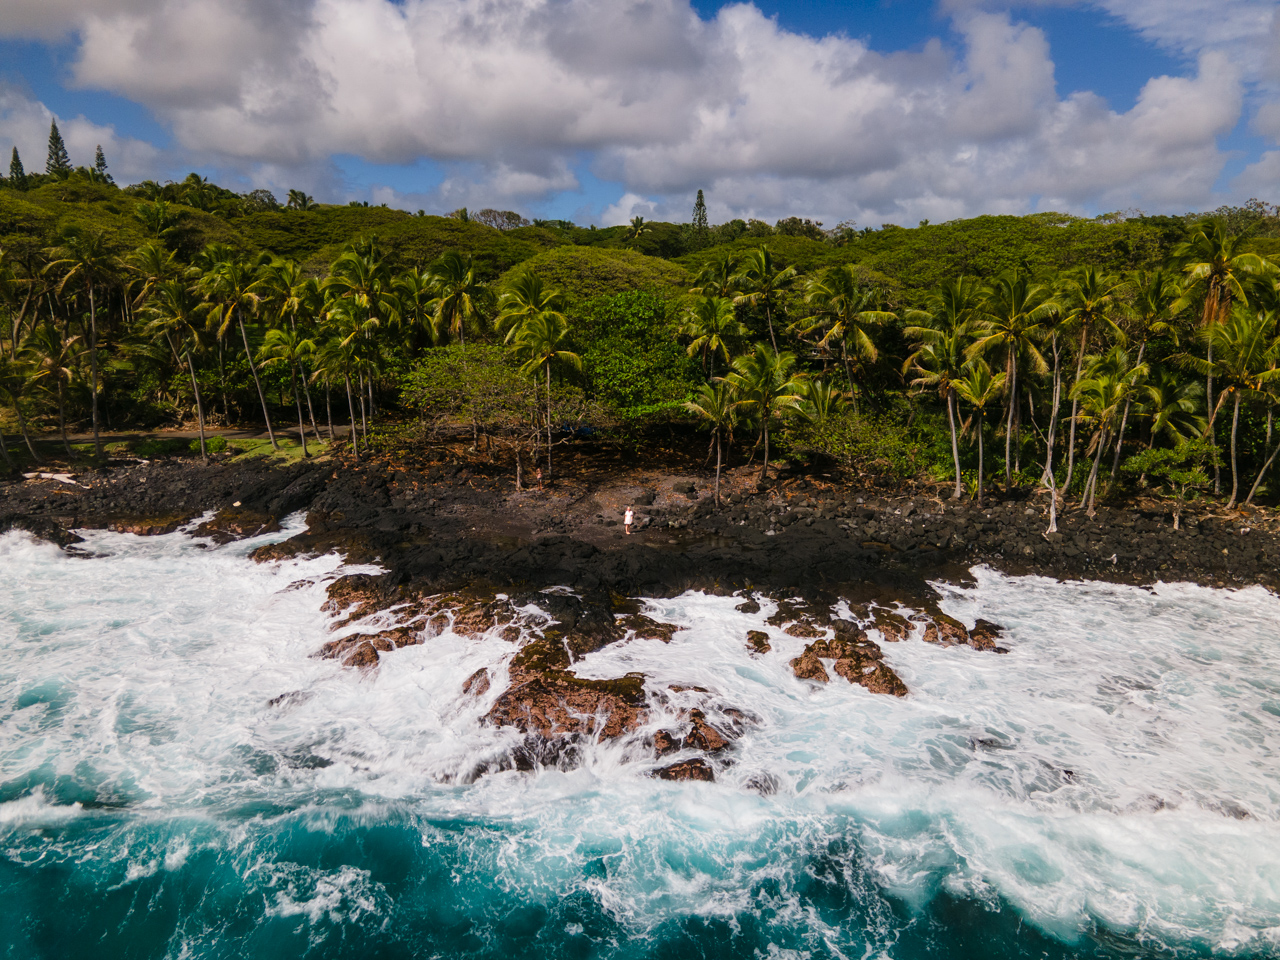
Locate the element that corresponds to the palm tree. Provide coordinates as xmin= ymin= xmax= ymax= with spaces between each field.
xmin=626 ymin=216 xmax=651 ymax=245
xmin=681 ymin=296 xmax=744 ymax=378
xmin=969 ymin=272 xmax=1057 ymax=486
xmin=395 ymin=266 xmax=440 ymax=345
xmin=45 ymin=226 xmax=119 ymax=458
xmin=260 ymin=326 xmax=317 ymax=456
xmin=198 ymin=254 xmax=278 ymax=449
xmin=1059 ymin=267 xmax=1126 ymax=492
xmin=507 ymin=313 xmax=582 ymax=480
xmin=1186 ymin=306 xmax=1280 ymax=507
xmin=1071 ymin=348 xmax=1145 ymax=515
xmin=133 ymin=200 xmax=174 ymax=239
xmin=904 ymin=278 xmax=981 ymax=499
xmin=953 ymin=360 xmax=1006 ymax=506
xmin=428 ymin=251 xmax=488 ymax=345
xmin=143 ymin=279 xmax=211 ymax=460
xmin=803 ymin=265 xmax=895 ymax=405
xmin=684 ymin=381 xmax=738 ymax=505
xmin=1173 ymin=219 xmax=1275 ymax=492
xmin=496 ymin=271 xmax=567 ymax=341
xmin=725 ymin=342 xmax=805 ymax=483
xmin=690 ymin=253 xmax=739 ymax=299
xmin=792 ymin=378 xmax=848 ymax=429
xmin=0 ymin=355 xmax=43 ymax=462
xmin=21 ymin=324 xmax=80 ymax=456
xmin=1110 ymin=268 xmax=1180 ymax=477
xmin=733 ymin=246 xmax=797 ymax=352
xmin=287 ymin=190 xmax=316 ymax=211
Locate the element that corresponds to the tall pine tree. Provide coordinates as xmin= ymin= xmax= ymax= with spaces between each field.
xmin=93 ymin=145 xmax=113 ymax=183
xmin=691 ymin=188 xmax=709 ymax=250
xmin=46 ymin=121 xmax=71 ymax=176
xmin=8 ymin=147 xmax=25 ymax=189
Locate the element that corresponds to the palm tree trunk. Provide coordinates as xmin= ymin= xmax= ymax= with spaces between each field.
xmin=976 ymin=412 xmax=984 ymax=506
xmin=301 ymin=370 xmax=320 ymax=445
xmin=765 ymin=302 xmax=777 ymax=352
xmin=0 ymin=418 xmax=12 ymax=468
xmin=291 ymin=364 xmax=308 ymax=457
xmin=88 ymin=282 xmax=101 ymax=458
xmin=545 ymin=362 xmax=553 ymax=480
xmin=1110 ymin=342 xmax=1144 ymax=479
xmin=187 ymin=353 xmax=208 ymax=462
xmin=1245 ymin=421 xmax=1280 ymax=505
xmin=947 ymin=390 xmax=962 ymax=499
xmin=56 ymin=379 xmax=71 ymax=456
xmin=344 ymin=374 xmax=360 ymax=462
xmin=714 ymin=431 xmax=722 ymax=507
xmin=1004 ymin=354 xmax=1017 ymax=487
xmin=237 ymin=309 xmax=277 ymax=449
xmin=1207 ymin=339 xmax=1219 ymax=494
xmin=1085 ymin=430 xmax=1107 ymax=517
xmin=760 ymin=418 xmax=771 ymax=484
xmin=357 ymin=373 xmax=369 ymax=441
xmin=1228 ymin=391 xmax=1241 ymax=507
xmin=325 ymin=384 xmax=334 ymax=439
xmin=1063 ymin=331 xmax=1087 ymax=495
xmin=12 ymin=397 xmax=41 ymax=462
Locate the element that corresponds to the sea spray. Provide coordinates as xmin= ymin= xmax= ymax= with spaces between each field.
xmin=1 ymin=526 xmax=1278 ymax=958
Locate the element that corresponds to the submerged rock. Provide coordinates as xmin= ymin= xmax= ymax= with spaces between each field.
xmin=653 ymin=758 xmax=715 ymax=782
xmin=194 ymin=508 xmax=281 ymax=544
xmin=790 ymin=632 xmax=908 ymax=697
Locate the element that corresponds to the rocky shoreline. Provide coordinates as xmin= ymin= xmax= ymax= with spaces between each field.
xmin=4 ymin=453 xmax=1276 ymax=781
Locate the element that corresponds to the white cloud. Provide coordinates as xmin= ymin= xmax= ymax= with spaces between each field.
xmin=0 ymin=85 xmax=160 ymax=183
xmin=3 ymin=0 xmax=1274 ymax=221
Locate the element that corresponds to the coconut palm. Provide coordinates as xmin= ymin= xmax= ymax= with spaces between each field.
xmin=904 ymin=277 xmax=982 ymax=499
xmin=428 ymin=251 xmax=488 ymax=345
xmin=198 ymin=254 xmax=278 ymax=449
xmin=953 ymin=360 xmax=1006 ymax=506
xmin=496 ymin=271 xmax=567 ymax=342
xmin=143 ymin=279 xmax=211 ymax=460
xmin=1184 ymin=306 xmax=1280 ymax=507
xmin=792 ymin=378 xmax=848 ymax=429
xmin=507 ymin=313 xmax=582 ymax=480
xmin=626 ymin=216 xmax=651 ymax=245
xmin=260 ymin=326 xmax=317 ymax=456
xmin=681 ymin=296 xmax=744 ymax=378
xmin=1173 ymin=219 xmax=1275 ymax=492
xmin=0 ymin=355 xmax=43 ymax=462
xmin=395 ymin=266 xmax=440 ymax=344
xmin=803 ymin=265 xmax=896 ymax=404
xmin=969 ymin=272 xmax=1057 ymax=486
xmin=21 ymin=324 xmax=81 ymax=455
xmin=1059 ymin=267 xmax=1126 ymax=492
xmin=725 ymin=342 xmax=805 ymax=483
xmin=733 ymin=246 xmax=798 ymax=352
xmin=1110 ymin=268 xmax=1180 ymax=477
xmin=287 ymin=190 xmax=316 ymax=211
xmin=45 ymin=226 xmax=120 ymax=458
xmin=1071 ymin=348 xmax=1146 ymax=515
xmin=684 ymin=381 xmax=738 ymax=505
xmin=690 ymin=253 xmax=739 ymax=299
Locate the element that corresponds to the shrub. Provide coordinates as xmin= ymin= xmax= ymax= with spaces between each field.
xmin=190 ymin=435 xmax=228 ymax=454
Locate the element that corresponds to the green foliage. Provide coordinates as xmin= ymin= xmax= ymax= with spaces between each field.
xmin=796 ymin=404 xmax=944 ymax=480
xmin=191 ymin=435 xmax=229 ymax=454
xmin=571 ymin=292 xmax=701 ymax=417
xmin=135 ymin=437 xmax=191 ymax=458
xmin=504 ymin=247 xmax=690 ymax=305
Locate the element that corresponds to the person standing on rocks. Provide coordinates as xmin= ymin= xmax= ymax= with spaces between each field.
xmin=624 ymin=506 xmax=634 ymax=535
xmin=536 ymin=467 xmax=543 ymax=489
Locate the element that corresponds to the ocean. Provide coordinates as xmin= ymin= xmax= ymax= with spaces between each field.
xmin=1 ymin=520 xmax=1277 ymax=959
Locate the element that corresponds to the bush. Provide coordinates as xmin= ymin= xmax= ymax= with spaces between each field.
xmin=135 ymin=438 xmax=190 ymax=458
xmin=190 ymin=435 xmax=228 ymax=454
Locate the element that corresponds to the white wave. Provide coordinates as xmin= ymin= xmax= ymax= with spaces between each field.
xmin=2 ymin=528 xmax=1279 ymax=953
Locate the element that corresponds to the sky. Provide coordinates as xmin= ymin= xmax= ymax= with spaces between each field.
xmin=0 ymin=0 xmax=1277 ymax=227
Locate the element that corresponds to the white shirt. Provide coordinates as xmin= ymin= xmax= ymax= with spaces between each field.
xmin=624 ymin=509 xmax=634 ymax=524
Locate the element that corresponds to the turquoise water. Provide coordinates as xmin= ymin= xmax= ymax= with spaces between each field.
xmin=2 ymin=523 xmax=1279 ymax=959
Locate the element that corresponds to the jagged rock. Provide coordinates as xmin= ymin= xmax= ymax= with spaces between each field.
xmin=784 ymin=620 xmax=826 ymax=638
xmin=486 ymin=672 xmax=646 ymax=740
xmin=833 ymin=659 xmax=908 ymax=697
xmin=790 ymin=649 xmax=830 ymax=682
xmin=343 ymin=640 xmax=380 ymax=670
xmin=462 ymin=668 xmax=490 ymax=696
xmin=685 ymin=709 xmax=730 ymax=752
xmin=790 ymin=635 xmax=908 ymax=697
xmin=735 ymin=597 xmax=761 ymax=614
xmin=194 ymin=508 xmax=281 ymax=544
xmin=921 ymin=613 xmax=970 ymax=646
xmin=653 ymin=758 xmax=715 ymax=782
xmin=617 ymin=613 xmax=678 ymax=643
xmin=873 ymin=609 xmax=911 ymax=642
xmin=969 ymin=618 xmax=1010 ymax=652
xmin=654 ymin=730 xmax=680 ymax=757
xmin=746 ymin=630 xmax=771 ymax=655
xmin=106 ymin=515 xmax=193 ymax=536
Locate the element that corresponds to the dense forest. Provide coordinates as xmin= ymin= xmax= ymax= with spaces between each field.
xmin=5 ymin=127 xmax=1280 ymax=518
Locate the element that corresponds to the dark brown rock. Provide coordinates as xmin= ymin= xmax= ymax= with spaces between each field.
xmin=746 ymin=630 xmax=771 ymax=655
xmin=784 ymin=620 xmax=826 ymax=639
xmin=921 ymin=613 xmax=970 ymax=646
xmin=107 ymin=514 xmax=194 ymax=536
xmin=791 ymin=635 xmax=908 ymax=696
xmin=462 ymin=668 xmax=490 ymax=696
xmin=873 ymin=609 xmax=911 ymax=642
xmin=735 ymin=597 xmax=761 ymax=614
xmin=969 ymin=619 xmax=1008 ymax=652
xmin=653 ymin=758 xmax=715 ymax=782
xmin=486 ymin=672 xmax=646 ymax=740
xmin=654 ymin=730 xmax=680 ymax=757
xmin=685 ymin=709 xmax=730 ymax=752
xmin=617 ymin=614 xmax=678 ymax=643
xmin=833 ymin=659 xmax=908 ymax=697
xmin=790 ymin=650 xmax=830 ymax=682
xmin=194 ymin=508 xmax=281 ymax=544
xmin=343 ymin=640 xmax=380 ymax=670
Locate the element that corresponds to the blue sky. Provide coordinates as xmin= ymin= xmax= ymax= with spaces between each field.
xmin=0 ymin=0 xmax=1275 ymax=225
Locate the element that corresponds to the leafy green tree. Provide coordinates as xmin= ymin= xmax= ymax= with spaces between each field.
xmin=626 ymin=216 xmax=652 ymax=246
xmin=953 ymin=359 xmax=1006 ymax=505
xmin=733 ymin=246 xmax=797 ymax=352
xmin=46 ymin=121 xmax=71 ymax=177
xmin=1110 ymin=267 xmax=1180 ymax=477
xmin=46 ymin=227 xmax=119 ymax=458
xmin=260 ymin=326 xmax=317 ymax=456
xmin=1059 ymin=267 xmax=1126 ymax=491
xmin=92 ymin=146 xmax=113 ymax=184
xmin=792 ymin=378 xmax=847 ymax=429
xmin=496 ymin=271 xmax=567 ymax=342
xmin=22 ymin=324 xmax=81 ymax=456
xmin=725 ymin=342 xmax=804 ymax=482
xmin=1122 ymin=439 xmax=1217 ymax=529
xmin=134 ymin=201 xmax=175 ymax=239
xmin=690 ymin=190 xmax=709 ymax=250
xmin=287 ymin=189 xmax=317 ymax=211
xmin=684 ymin=381 xmax=737 ymax=504
xmin=904 ymin=277 xmax=982 ymax=499
xmin=507 ymin=313 xmax=582 ymax=479
xmin=1071 ymin=347 xmax=1146 ymax=515
xmin=690 ymin=252 xmax=739 ymax=299
xmin=0 ymin=355 xmax=43 ymax=461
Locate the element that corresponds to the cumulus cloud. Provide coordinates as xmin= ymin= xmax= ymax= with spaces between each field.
xmin=2 ymin=0 xmax=1273 ymax=222
xmin=0 ymin=85 xmax=160 ymax=183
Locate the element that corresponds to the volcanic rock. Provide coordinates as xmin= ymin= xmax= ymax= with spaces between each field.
xmin=653 ymin=758 xmax=715 ymax=782
xmin=194 ymin=508 xmax=281 ymax=544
